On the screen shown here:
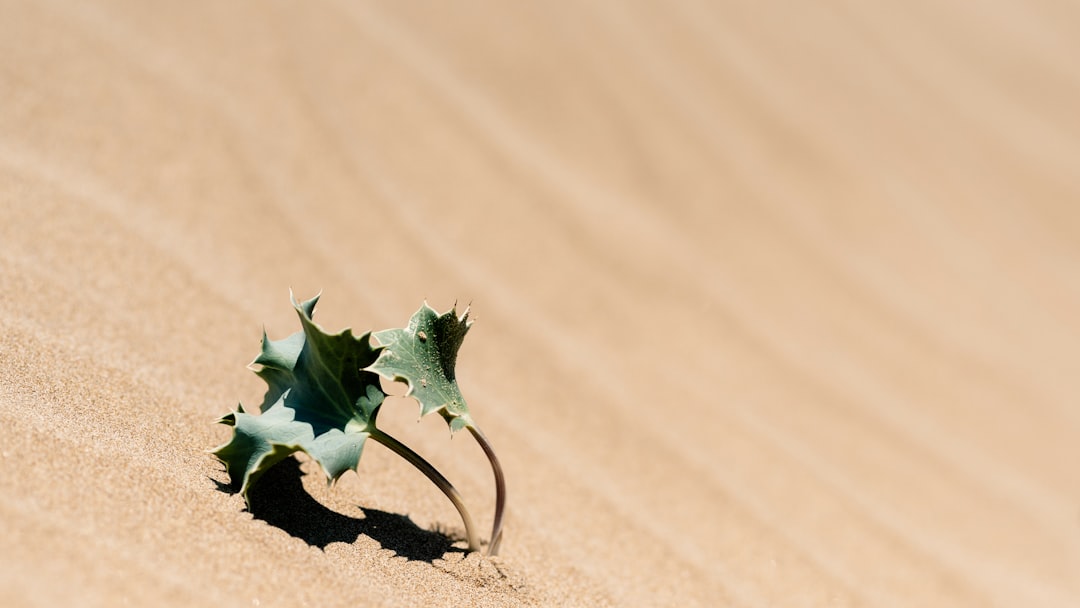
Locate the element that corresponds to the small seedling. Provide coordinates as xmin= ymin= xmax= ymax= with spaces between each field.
xmin=212 ymin=293 xmax=506 ymax=555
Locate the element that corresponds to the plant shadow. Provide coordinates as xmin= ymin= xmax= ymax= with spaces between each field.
xmin=214 ymin=458 xmax=464 ymax=563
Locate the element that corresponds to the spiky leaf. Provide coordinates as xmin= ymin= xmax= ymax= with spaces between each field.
xmin=211 ymin=294 xmax=385 ymax=504
xmin=368 ymin=303 xmax=475 ymax=432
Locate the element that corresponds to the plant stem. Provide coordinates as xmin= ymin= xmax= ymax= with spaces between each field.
xmin=369 ymin=428 xmax=481 ymax=553
xmin=467 ymin=426 xmax=506 ymax=556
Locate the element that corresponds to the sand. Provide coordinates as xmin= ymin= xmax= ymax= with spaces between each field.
xmin=2 ymin=1 xmax=1079 ymax=606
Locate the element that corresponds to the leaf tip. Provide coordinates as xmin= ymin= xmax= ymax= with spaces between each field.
xmin=214 ymin=403 xmax=244 ymax=426
xmin=447 ymin=413 xmax=472 ymax=434
xmin=290 ymin=289 xmax=321 ymax=320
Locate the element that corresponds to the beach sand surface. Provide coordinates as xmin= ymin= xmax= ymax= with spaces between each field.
xmin=2 ymin=1 xmax=1079 ymax=606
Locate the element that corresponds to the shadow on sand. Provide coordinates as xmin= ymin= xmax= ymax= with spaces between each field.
xmin=213 ymin=458 xmax=464 ymax=563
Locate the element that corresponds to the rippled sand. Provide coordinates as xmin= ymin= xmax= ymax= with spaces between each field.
xmin=2 ymin=1 xmax=1079 ymax=606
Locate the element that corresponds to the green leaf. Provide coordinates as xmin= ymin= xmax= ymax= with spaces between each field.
xmin=368 ymin=303 xmax=475 ymax=432
xmin=251 ymin=329 xmax=305 ymax=412
xmin=211 ymin=294 xmax=385 ymax=504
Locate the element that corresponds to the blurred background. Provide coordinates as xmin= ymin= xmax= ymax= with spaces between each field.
xmin=2 ymin=1 xmax=1079 ymax=606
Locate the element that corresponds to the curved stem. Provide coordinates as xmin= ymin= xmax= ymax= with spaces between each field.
xmin=467 ymin=426 xmax=506 ymax=556
xmin=369 ymin=428 xmax=481 ymax=553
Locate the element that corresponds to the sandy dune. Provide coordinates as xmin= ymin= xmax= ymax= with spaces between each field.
xmin=2 ymin=1 xmax=1080 ymax=606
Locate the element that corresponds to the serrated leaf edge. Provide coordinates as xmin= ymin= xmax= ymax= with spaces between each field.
xmin=367 ymin=302 xmax=476 ymax=432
